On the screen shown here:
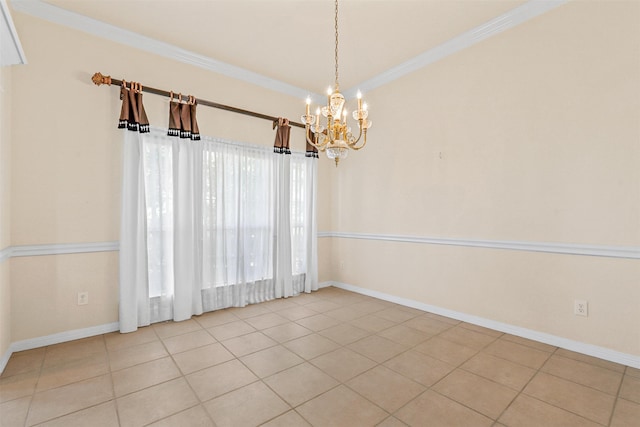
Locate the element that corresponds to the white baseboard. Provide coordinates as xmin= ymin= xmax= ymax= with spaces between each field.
xmin=330 ymin=281 xmax=640 ymax=369
xmin=0 ymin=322 xmax=120 ymax=374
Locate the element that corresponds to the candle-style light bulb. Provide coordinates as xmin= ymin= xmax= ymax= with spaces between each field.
xmin=357 ymin=91 xmax=363 ymax=112
xmin=305 ymin=96 xmax=311 ymax=117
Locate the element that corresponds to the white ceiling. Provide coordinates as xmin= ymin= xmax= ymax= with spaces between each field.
xmin=14 ymin=0 xmax=565 ymax=97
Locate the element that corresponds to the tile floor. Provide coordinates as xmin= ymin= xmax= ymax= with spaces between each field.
xmin=1 ymin=286 xmax=638 ymax=426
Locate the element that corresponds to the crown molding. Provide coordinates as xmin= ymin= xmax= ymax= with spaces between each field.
xmin=11 ymin=0 xmax=566 ymax=102
xmin=318 ymin=231 xmax=640 ymax=260
xmin=342 ymin=0 xmax=568 ymax=99
xmin=1 ymin=0 xmax=27 ymax=66
xmin=10 ymin=0 xmax=320 ymax=100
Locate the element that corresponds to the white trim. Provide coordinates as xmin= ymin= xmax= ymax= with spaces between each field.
xmin=0 ymin=0 xmax=27 ymax=66
xmin=318 ymin=231 xmax=640 ymax=260
xmin=10 ymin=0 xmax=320 ymax=101
xmin=0 ymin=246 xmax=11 ymax=263
xmin=0 ymin=322 xmax=120 ymax=373
xmin=342 ymin=0 xmax=568 ymax=98
xmin=10 ymin=241 xmax=119 ymax=257
xmin=10 ymin=0 xmax=566 ymax=102
xmin=330 ymin=281 xmax=640 ymax=369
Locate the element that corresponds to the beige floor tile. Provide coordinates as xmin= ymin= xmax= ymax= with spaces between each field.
xmin=221 ymin=331 xmax=277 ymax=357
xmin=555 ymin=348 xmax=626 ymax=373
xmin=304 ymin=300 xmax=342 ymax=313
xmin=264 ymin=362 xmax=339 ymax=407
xmin=297 ymin=385 xmax=388 ymax=426
xmin=42 ymin=336 xmax=106 ymax=368
xmin=186 ymin=359 xmax=258 ymax=401
xmin=275 ymin=305 xmax=319 ymax=321
xmin=116 ymin=377 xmax=199 ymax=427
xmin=347 ymin=335 xmax=407 ymax=363
xmin=461 ymin=352 xmax=537 ymax=391
xmin=172 ymin=342 xmax=234 ymax=375
xmin=283 ymin=333 xmax=340 ymax=360
xmin=610 ymin=398 xmax=640 ymax=427
xmin=26 ymin=374 xmax=113 ymax=426
xmin=295 ymin=314 xmax=342 ymax=331
xmin=311 ymin=347 xmax=377 ymax=382
xmin=147 ymin=405 xmax=214 ymax=427
xmin=483 ymin=339 xmax=551 ymax=369
xmin=524 ymin=372 xmax=615 ymax=425
xmin=384 ymin=350 xmax=455 ymax=387
xmin=112 ymin=356 xmax=181 ymax=397
xmin=36 ymin=353 xmax=109 ymax=392
xmin=104 ymin=327 xmax=159 ymax=352
xmin=620 ymin=374 xmax=640 ymax=403
xmin=324 ymin=306 xmax=367 ymax=322
xmin=498 ymin=394 xmax=601 ymax=427
xmin=0 ymin=370 xmax=39 ymax=403
xmin=433 ymin=369 xmax=518 ymax=419
xmin=0 ymin=348 xmax=45 ymax=379
xmin=395 ymin=390 xmax=493 ymax=427
xmin=439 ymin=326 xmax=498 ymax=350
xmin=262 ymin=322 xmax=313 ymax=343
xmin=193 ymin=309 xmax=239 ymax=329
xmin=422 ymin=312 xmax=461 ymax=325
xmin=626 ymin=367 xmax=640 ymax=378
xmin=404 ymin=316 xmax=455 ymax=335
xmin=350 ymin=314 xmax=397 ymax=333
xmin=414 ymin=336 xmax=478 ymax=366
xmin=244 ymin=312 xmax=290 ymax=330
xmin=228 ymin=304 xmax=272 ymax=319
xmin=0 ymin=396 xmax=31 ymax=427
xmin=319 ymin=323 xmax=370 ymax=345
xmin=240 ymin=345 xmax=304 ymax=378
xmin=36 ymin=401 xmax=119 ymax=427
xmin=207 ymin=319 xmax=255 ymax=341
xmin=459 ymin=323 xmax=504 ymax=338
xmin=347 ymin=365 xmax=425 ymax=412
xmin=261 ymin=410 xmax=312 ymax=426
xmin=261 ymin=297 xmax=302 ymax=311
xmin=499 ymin=334 xmax=556 ymax=352
xmin=349 ymin=300 xmax=389 ymax=314
xmin=377 ymin=324 xmax=431 ymax=347
xmin=542 ymin=354 xmax=623 ymax=395
xmin=162 ymin=329 xmax=216 ymax=355
xmin=153 ymin=319 xmax=203 ymax=339
xmin=109 ymin=340 xmax=168 ymax=371
xmin=376 ymin=416 xmax=408 ymax=427
xmin=375 ymin=307 xmax=419 ymax=323
xmin=203 ymin=381 xmax=290 ymax=427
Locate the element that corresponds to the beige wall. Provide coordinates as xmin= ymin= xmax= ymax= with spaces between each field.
xmin=8 ymin=13 xmax=331 ymax=342
xmin=0 ymin=65 xmax=12 ymax=358
xmin=329 ymin=0 xmax=640 ymax=356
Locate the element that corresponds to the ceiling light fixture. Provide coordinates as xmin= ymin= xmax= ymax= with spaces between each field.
xmin=302 ymin=0 xmax=372 ymax=166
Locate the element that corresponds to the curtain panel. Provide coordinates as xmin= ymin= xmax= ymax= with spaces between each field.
xmin=119 ymin=129 xmax=318 ymax=333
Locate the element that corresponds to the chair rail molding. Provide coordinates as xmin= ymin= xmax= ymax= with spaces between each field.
xmin=318 ymin=231 xmax=640 ymax=260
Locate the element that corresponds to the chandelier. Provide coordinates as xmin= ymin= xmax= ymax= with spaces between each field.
xmin=302 ymin=0 xmax=372 ymax=166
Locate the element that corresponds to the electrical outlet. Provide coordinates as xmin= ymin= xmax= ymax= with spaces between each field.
xmin=77 ymin=291 xmax=89 ymax=306
xmin=574 ymin=300 xmax=588 ymax=317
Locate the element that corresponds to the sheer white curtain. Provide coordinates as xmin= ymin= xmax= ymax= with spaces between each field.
xmin=119 ymin=128 xmax=317 ymax=332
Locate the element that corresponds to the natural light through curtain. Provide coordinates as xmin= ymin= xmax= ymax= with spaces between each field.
xmin=120 ymin=129 xmax=318 ymax=332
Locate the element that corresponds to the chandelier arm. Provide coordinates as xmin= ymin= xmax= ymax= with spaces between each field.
xmin=347 ymin=127 xmax=368 ymax=151
xmin=305 ymin=126 xmax=330 ymax=150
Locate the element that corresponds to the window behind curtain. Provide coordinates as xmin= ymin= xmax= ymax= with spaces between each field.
xmin=142 ymin=136 xmax=312 ymax=298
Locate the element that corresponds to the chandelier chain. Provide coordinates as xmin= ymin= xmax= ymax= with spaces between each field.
xmin=334 ymin=0 xmax=339 ymax=90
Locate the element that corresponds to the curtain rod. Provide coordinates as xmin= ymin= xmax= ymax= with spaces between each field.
xmin=91 ymin=72 xmax=306 ymax=129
